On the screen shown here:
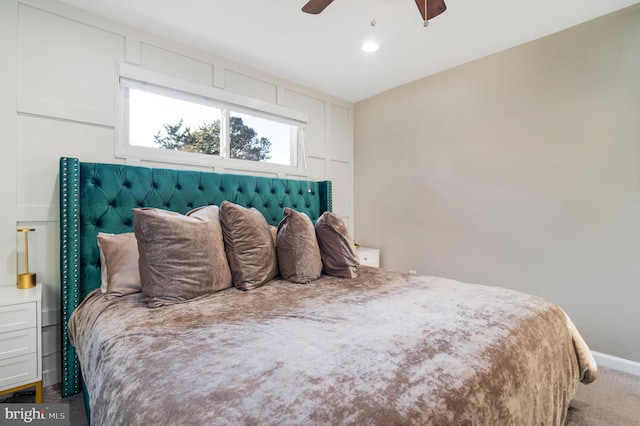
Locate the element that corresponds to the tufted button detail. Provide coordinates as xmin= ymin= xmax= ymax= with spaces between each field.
xmin=176 ymin=184 xmax=182 ymax=190
xmin=198 ymin=185 xmax=204 ymax=191
xmin=123 ymin=181 xmax=131 ymax=188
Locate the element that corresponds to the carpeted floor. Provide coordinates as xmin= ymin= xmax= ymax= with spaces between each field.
xmin=567 ymin=366 xmax=640 ymax=425
xmin=2 ymin=366 xmax=638 ymax=425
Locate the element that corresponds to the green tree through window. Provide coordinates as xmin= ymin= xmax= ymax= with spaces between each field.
xmin=153 ymin=117 xmax=272 ymax=161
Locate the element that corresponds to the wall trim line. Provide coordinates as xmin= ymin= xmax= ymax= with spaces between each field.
xmin=592 ymin=351 xmax=640 ymax=377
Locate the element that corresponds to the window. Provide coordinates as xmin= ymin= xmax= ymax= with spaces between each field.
xmin=118 ymin=65 xmax=307 ymax=173
xmin=229 ymin=110 xmax=294 ymax=165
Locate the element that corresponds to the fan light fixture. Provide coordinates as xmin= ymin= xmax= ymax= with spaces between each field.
xmin=302 ymin=0 xmax=447 ymax=24
xmin=303 ymin=0 xmax=447 ymax=53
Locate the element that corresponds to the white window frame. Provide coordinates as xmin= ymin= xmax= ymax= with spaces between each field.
xmin=116 ymin=64 xmax=309 ymax=175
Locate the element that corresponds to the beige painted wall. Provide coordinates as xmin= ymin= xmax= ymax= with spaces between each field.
xmin=355 ymin=5 xmax=640 ymax=362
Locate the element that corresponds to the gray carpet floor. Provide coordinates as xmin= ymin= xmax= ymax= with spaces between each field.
xmin=567 ymin=366 xmax=640 ymax=425
xmin=2 ymin=366 xmax=638 ymax=425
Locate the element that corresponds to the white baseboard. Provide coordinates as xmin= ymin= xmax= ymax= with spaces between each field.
xmin=592 ymin=351 xmax=640 ymax=377
xmin=43 ymin=368 xmax=60 ymax=388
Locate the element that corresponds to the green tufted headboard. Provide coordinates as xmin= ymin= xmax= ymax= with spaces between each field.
xmin=59 ymin=157 xmax=332 ymax=397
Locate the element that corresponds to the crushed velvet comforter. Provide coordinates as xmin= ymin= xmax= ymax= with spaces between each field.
xmin=68 ymin=267 xmax=597 ymax=426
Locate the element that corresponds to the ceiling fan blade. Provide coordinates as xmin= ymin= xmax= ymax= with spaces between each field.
xmin=414 ymin=0 xmax=447 ymax=21
xmin=302 ymin=0 xmax=335 ymax=14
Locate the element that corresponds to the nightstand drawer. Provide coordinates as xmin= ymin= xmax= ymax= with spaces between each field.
xmin=0 ymin=328 xmax=37 ymax=360
xmin=357 ymin=247 xmax=380 ymax=268
xmin=0 ymin=303 xmax=37 ymax=333
xmin=0 ymin=353 xmax=37 ymax=389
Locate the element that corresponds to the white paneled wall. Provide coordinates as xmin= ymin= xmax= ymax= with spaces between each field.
xmin=224 ymin=70 xmax=278 ymax=104
xmin=2 ymin=0 xmax=354 ymax=387
xmin=140 ymin=43 xmax=215 ymax=87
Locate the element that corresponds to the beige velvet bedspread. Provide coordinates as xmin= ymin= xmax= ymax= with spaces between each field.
xmin=68 ymin=267 xmax=597 ymax=426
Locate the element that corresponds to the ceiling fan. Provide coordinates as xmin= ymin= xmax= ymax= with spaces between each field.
xmin=302 ymin=0 xmax=447 ymax=22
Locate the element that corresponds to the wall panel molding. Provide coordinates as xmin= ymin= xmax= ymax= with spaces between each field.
xmin=17 ymin=96 xmax=116 ymax=127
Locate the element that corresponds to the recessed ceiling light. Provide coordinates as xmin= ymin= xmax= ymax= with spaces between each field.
xmin=361 ymin=41 xmax=379 ymax=53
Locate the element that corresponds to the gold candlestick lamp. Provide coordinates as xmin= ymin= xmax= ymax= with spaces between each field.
xmin=17 ymin=228 xmax=36 ymax=289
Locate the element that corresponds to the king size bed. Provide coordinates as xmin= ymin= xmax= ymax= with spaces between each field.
xmin=59 ymin=157 xmax=597 ymax=425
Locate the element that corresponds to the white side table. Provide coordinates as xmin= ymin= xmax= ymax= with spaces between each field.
xmin=357 ymin=247 xmax=380 ymax=268
xmin=0 ymin=284 xmax=42 ymax=402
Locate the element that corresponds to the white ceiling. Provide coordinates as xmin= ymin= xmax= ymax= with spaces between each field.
xmin=59 ymin=0 xmax=640 ymax=103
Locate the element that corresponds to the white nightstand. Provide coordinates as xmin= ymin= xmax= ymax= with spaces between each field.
xmin=0 ymin=284 xmax=42 ymax=403
xmin=357 ymin=247 xmax=380 ymax=268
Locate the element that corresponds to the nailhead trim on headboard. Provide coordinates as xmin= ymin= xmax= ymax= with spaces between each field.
xmin=59 ymin=157 xmax=81 ymax=397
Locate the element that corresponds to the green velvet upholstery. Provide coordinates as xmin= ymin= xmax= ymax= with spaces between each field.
xmin=59 ymin=157 xmax=332 ymax=398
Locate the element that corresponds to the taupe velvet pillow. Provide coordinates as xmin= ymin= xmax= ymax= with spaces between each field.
xmin=315 ymin=212 xmax=360 ymax=278
xmin=269 ymin=225 xmax=277 ymax=246
xmin=99 ymin=242 xmax=108 ymax=293
xmin=133 ymin=206 xmax=232 ymax=308
xmin=97 ymin=232 xmax=142 ymax=299
xmin=219 ymin=201 xmax=278 ymax=290
xmin=186 ymin=205 xmax=233 ymax=290
xmin=276 ymin=208 xmax=322 ymax=284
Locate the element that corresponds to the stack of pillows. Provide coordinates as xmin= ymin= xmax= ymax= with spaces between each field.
xmin=97 ymin=201 xmax=360 ymax=308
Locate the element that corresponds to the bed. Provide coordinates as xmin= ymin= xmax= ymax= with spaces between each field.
xmin=59 ymin=157 xmax=597 ymax=425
